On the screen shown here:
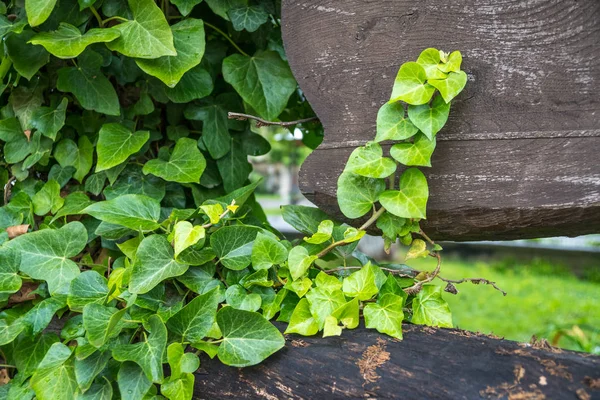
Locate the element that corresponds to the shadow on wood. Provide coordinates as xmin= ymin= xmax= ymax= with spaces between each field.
xmin=281 ymin=0 xmax=600 ymax=241
xmin=194 ymin=323 xmax=599 ymax=399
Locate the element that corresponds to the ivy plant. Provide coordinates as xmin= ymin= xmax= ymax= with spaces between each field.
xmin=0 ymin=0 xmax=504 ymax=395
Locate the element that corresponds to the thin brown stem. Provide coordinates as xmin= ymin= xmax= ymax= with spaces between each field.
xmin=418 ymin=229 xmax=436 ymax=246
xmin=228 ymin=112 xmax=319 ymax=128
xmin=437 ymin=275 xmax=507 ymax=296
xmin=403 ymin=252 xmax=442 ymax=295
xmin=321 ymin=265 xmax=416 ymax=278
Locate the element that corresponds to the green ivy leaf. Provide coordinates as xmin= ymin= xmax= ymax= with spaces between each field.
xmin=82 ymin=194 xmax=161 ymax=231
xmin=54 ymin=136 xmax=93 ymax=183
xmin=25 ymin=0 xmax=58 ymax=27
xmin=77 ymin=380 xmax=113 ymax=399
xmin=205 ymin=0 xmax=247 ymax=20
xmin=22 ymin=297 xmax=65 ymax=335
xmin=331 ymin=297 xmax=360 ymax=329
xmin=287 ymin=246 xmax=317 ymax=281
xmin=251 ymin=232 xmax=287 ymax=270
xmin=0 ymin=117 xmax=30 ymax=164
xmin=283 ymin=276 xmax=312 ymax=298
xmin=228 ymin=6 xmax=268 ymax=32
xmin=411 ymin=285 xmax=453 ymax=328
xmin=284 ymin=297 xmax=318 ymax=336
xmin=389 ymin=62 xmax=435 ymax=105
xmin=240 ymin=269 xmax=272 ymax=288
xmin=364 ymin=293 xmax=405 ymax=339
xmin=143 ymin=138 xmax=206 ymax=183
xmin=172 ymin=221 xmax=205 ymax=258
xmin=223 ymin=50 xmax=296 ymax=120
xmin=137 ymin=19 xmax=205 ymax=87
xmin=343 ymin=227 xmax=365 ymax=243
xmin=83 ymin=303 xmax=127 ymax=348
xmin=30 ymin=343 xmax=77 ymax=400
xmin=375 ymin=101 xmax=418 ymax=142
xmin=416 ymin=48 xmax=448 ymax=80
xmin=74 ymin=350 xmax=111 ymax=392
xmin=323 ymin=315 xmax=342 ymax=337
xmin=315 ymin=271 xmax=342 ymax=292
xmin=67 ymin=270 xmax=109 ymax=312
xmin=106 ymin=0 xmax=176 ymax=59
xmin=225 ymin=284 xmax=261 ymax=311
xmin=0 ymin=16 xmax=26 ymax=39
xmin=337 ymin=171 xmax=385 ymax=219
xmin=390 ymin=133 xmax=436 ymax=167
xmin=30 ymin=97 xmax=67 ymax=140
xmin=13 ymin=334 xmax=57 ymax=381
xmin=342 ymin=263 xmax=379 ymax=301
xmin=183 ymin=95 xmax=234 ymax=159
xmin=170 ymin=0 xmax=202 ymax=16
xmin=113 ymin=315 xmax=167 ymax=383
xmin=96 ymin=123 xmax=150 ymax=172
xmin=405 ymin=239 xmax=429 ymax=260
xmin=130 ymin=234 xmax=189 ymax=294
xmin=164 ymin=65 xmax=214 ymax=103
xmin=428 ymin=71 xmax=468 ymax=103
xmin=305 ymin=286 xmax=346 ymax=330
xmin=379 ymin=168 xmax=429 ymax=219
xmin=117 ymin=362 xmax=152 ymax=400
xmin=216 ymin=307 xmax=285 ymax=367
xmin=166 ymin=288 xmax=220 ymax=343
xmin=345 ymin=142 xmax=396 ymax=179
xmin=407 ymin=96 xmax=450 ymax=140
xmin=29 ymin=23 xmax=121 ymax=59
xmin=5 ymin=221 xmax=86 ymax=295
xmin=438 ymin=50 xmax=462 ymax=73
xmin=5 ymin=30 xmax=49 ymax=80
xmin=280 ymin=205 xmax=330 ymax=236
xmin=161 ymin=373 xmax=194 ymax=400
xmin=216 ymin=138 xmax=252 ymax=192
xmin=211 ymin=225 xmax=259 ymax=270
xmin=376 ymin=212 xmax=406 ymax=240
xmin=303 ymin=220 xmax=333 ymax=244
xmin=32 ymin=180 xmax=64 ymax=215
xmin=51 ymin=192 xmax=94 ymax=223
xmin=0 ymin=248 xmax=21 ymax=296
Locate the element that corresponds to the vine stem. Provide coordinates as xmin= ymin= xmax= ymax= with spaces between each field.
xmin=204 ymin=22 xmax=249 ymax=57
xmin=102 ymin=15 xmax=128 ymax=25
xmin=90 ymin=5 xmax=103 ymax=27
xmin=201 ymin=201 xmax=236 ymax=229
xmin=228 ymin=112 xmax=320 ymax=127
xmin=0 ymin=364 xmax=16 ymax=368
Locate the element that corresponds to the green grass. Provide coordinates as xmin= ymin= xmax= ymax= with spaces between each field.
xmin=407 ymin=256 xmax=600 ymax=353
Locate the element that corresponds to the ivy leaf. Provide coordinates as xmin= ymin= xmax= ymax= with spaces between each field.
xmin=405 ymin=239 xmax=429 ymax=260
xmin=51 ymin=192 xmax=94 ymax=223
xmin=165 ymin=65 xmax=214 ymax=103
xmin=345 ymin=142 xmax=396 ymax=179
xmin=170 ymin=0 xmax=203 ymax=16
xmin=82 ymin=194 xmax=161 ymax=231
xmin=136 ymin=19 xmax=205 ymax=87
xmin=216 ymin=307 xmax=285 ymax=367
xmin=389 ymin=62 xmax=435 ymax=105
xmin=305 ymin=286 xmax=346 ymax=329
xmin=0 ymin=248 xmax=21 ymax=296
xmin=211 ymin=225 xmax=259 ymax=270
xmin=411 ymin=285 xmax=453 ymax=328
xmin=30 ymin=343 xmax=77 ymax=399
xmin=337 ymin=171 xmax=385 ymax=219
xmin=25 ymin=0 xmax=58 ymax=27
xmin=142 ymin=137 xmax=206 ymax=183
xmin=4 ymin=221 xmax=86 ymax=295
xmin=331 ymin=297 xmax=360 ymax=329
xmin=73 ymin=350 xmax=111 ymax=392
xmin=5 ymin=30 xmax=49 ymax=80
xmin=96 ymin=123 xmax=149 ymax=172
xmin=107 ymin=0 xmax=176 ymax=59
xmin=284 ymin=298 xmax=319 ymax=336
xmin=379 ymin=168 xmax=429 ymax=219
xmin=130 ymin=234 xmax=189 ymax=294
xmin=364 ymin=293 xmax=405 ymax=339
xmin=228 ymin=6 xmax=269 ymax=32
xmin=0 ymin=16 xmax=26 ymax=39
xmin=407 ymin=96 xmax=450 ymax=140
xmin=375 ymin=101 xmax=418 ymax=142
xmin=77 ymin=380 xmax=113 ymax=399
xmin=29 ymin=23 xmax=121 ymax=59
xmin=280 ymin=204 xmax=328 ymax=236
xmin=303 ymin=220 xmax=333 ymax=244
xmin=200 ymin=203 xmax=223 ymax=224
xmin=0 ymin=117 xmax=30 ymax=164
xmin=173 ymin=221 xmax=205 ymax=258
xmin=53 ymin=136 xmax=94 ymax=183
xmin=103 ymin=165 xmax=165 ymax=201
xmin=22 ymin=297 xmax=65 ymax=335
xmin=376 ymin=212 xmax=406 ymax=240
xmin=67 ymin=270 xmax=109 ymax=312
xmin=287 ymin=246 xmax=317 ymax=281
xmin=166 ymin=287 xmax=220 ymax=343
xmin=223 ymin=50 xmax=296 ymax=120
xmin=315 ymin=271 xmax=342 ymax=292
xmin=416 ymin=48 xmax=448 ymax=80
xmin=30 ymin=97 xmax=67 ymax=140
xmin=438 ymin=51 xmax=462 ymax=73
xmin=83 ymin=304 xmax=127 ymax=348
xmin=390 ymin=133 xmax=436 ymax=167
xmin=251 ymin=232 xmax=288 ymax=270
xmin=113 ymin=315 xmax=167 ymax=383
xmin=13 ymin=334 xmax=57 ymax=381
xmin=342 ymin=263 xmax=379 ymax=301
xmin=216 ymin=138 xmax=251 ymax=192
xmin=205 ymin=0 xmax=247 ymax=20
xmin=57 ymin=52 xmax=120 ymax=116
xmin=428 ymin=71 xmax=468 ymax=103
xmin=32 ymin=180 xmax=64 ymax=215
xmin=323 ymin=316 xmax=342 ymax=337
xmin=9 ymin=83 xmax=43 ymax=131
xmin=117 ymin=362 xmax=152 ymax=400
xmin=161 ymin=373 xmax=194 ymax=400
xmin=343 ymin=227 xmax=365 ymax=243
xmin=183 ymin=95 xmax=233 ymax=159
xmin=225 ymin=284 xmax=261 ymax=311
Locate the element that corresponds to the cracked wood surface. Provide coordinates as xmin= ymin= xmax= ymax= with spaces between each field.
xmin=281 ymin=0 xmax=600 ymax=240
xmin=194 ymin=323 xmax=600 ymax=399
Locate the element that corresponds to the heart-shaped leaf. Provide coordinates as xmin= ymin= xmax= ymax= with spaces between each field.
xmin=405 ymin=239 xmax=429 ymax=260
xmin=342 ymin=263 xmax=379 ymax=301
xmin=428 ymin=71 xmax=468 ymax=103
xmin=173 ymin=221 xmax=205 ymax=258
xmin=96 ymin=123 xmax=149 ymax=172
xmin=29 ymin=23 xmax=121 ymax=59
xmin=284 ymin=298 xmax=319 ymax=336
xmin=375 ymin=101 xmax=418 ymax=142
xmin=303 ymin=220 xmax=334 ymax=244
xmin=166 ymin=287 xmax=220 ymax=343
xmin=379 ymin=168 xmax=429 ymax=219
xmin=211 ymin=225 xmax=259 ymax=270
xmin=143 ymin=138 xmax=206 ymax=183
xmin=412 ymin=285 xmax=453 ymax=328
xmin=54 ymin=136 xmax=94 ymax=182
xmin=416 ymin=48 xmax=448 ymax=80
xmin=25 ymin=0 xmax=57 ymax=27
xmin=337 ymin=171 xmax=386 ymax=219
xmin=228 ymin=6 xmax=268 ymax=32
xmin=407 ymin=96 xmax=450 ymax=140
xmin=251 ymin=232 xmax=288 ymax=270
xmin=287 ymin=246 xmax=317 ymax=281
xmin=390 ymin=133 xmax=436 ymax=167
xmin=364 ymin=293 xmax=405 ymax=339
xmin=83 ymin=194 xmax=161 ymax=231
xmin=389 ymin=62 xmax=435 ymax=105
xmin=437 ymin=50 xmax=462 ymax=73
xmin=30 ymin=343 xmax=76 ymax=398
xmin=30 ymin=97 xmax=67 ymax=140
xmin=345 ymin=142 xmax=396 ymax=179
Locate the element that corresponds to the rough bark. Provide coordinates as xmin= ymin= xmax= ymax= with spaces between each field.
xmin=194 ymin=323 xmax=600 ymax=399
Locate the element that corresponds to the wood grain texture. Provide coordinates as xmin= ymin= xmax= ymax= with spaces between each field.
xmin=281 ymin=0 xmax=600 ymax=240
xmin=194 ymin=323 xmax=600 ymax=399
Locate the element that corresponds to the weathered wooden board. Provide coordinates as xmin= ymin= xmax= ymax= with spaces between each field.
xmin=281 ymin=0 xmax=600 ymax=240
xmin=194 ymin=323 xmax=600 ymax=399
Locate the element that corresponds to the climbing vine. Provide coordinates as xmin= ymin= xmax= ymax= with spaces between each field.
xmin=0 ymin=0 xmax=503 ymax=396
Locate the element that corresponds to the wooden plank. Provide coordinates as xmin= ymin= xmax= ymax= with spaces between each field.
xmin=281 ymin=0 xmax=600 ymax=240
xmin=194 ymin=323 xmax=600 ymax=399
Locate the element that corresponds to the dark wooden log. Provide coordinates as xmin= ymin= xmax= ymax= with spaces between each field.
xmin=281 ymin=0 xmax=600 ymax=241
xmin=194 ymin=323 xmax=600 ymax=399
